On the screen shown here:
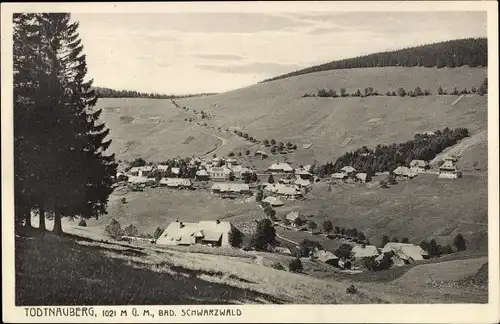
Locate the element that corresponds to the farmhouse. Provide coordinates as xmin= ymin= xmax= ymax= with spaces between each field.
xmin=438 ymin=160 xmax=462 ymax=179
xmin=313 ymin=249 xmax=339 ymax=266
xmin=170 ymin=167 xmax=180 ymax=176
xmin=294 ymin=178 xmax=311 ymax=188
xmin=209 ymin=166 xmax=233 ymax=181
xmin=393 ymin=166 xmax=417 ymax=179
xmin=409 ymin=160 xmax=430 ymax=173
xmin=195 ymin=169 xmax=210 ymax=181
xmin=351 ymin=244 xmax=380 ymax=260
xmin=127 ymin=166 xmax=154 ymax=178
xmin=340 ymin=166 xmax=356 ymax=175
xmin=225 ymin=157 xmax=238 ymax=166
xmin=355 ymin=173 xmax=368 ymax=183
xmin=331 ymin=172 xmax=348 ymax=180
xmin=262 ymin=196 xmax=284 ymax=207
xmin=381 ymin=242 xmax=429 ymax=262
xmin=128 ymin=176 xmax=155 ymax=185
xmin=286 ymin=211 xmax=304 ymax=227
xmin=159 ymin=178 xmax=192 ymax=189
xmin=231 ymin=165 xmax=253 ymax=179
xmin=264 ymin=183 xmax=303 ymax=200
xmin=211 ymin=183 xmax=250 ymax=194
xmin=254 ymin=150 xmax=268 ymax=159
xmin=295 ymin=168 xmax=313 ymax=180
xmin=268 ymin=162 xmax=294 ymax=173
xmin=156 ymin=220 xmax=236 ymax=247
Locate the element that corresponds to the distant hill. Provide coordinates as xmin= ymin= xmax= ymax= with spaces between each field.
xmin=93 ymin=86 xmax=217 ymax=99
xmin=262 ymin=38 xmax=487 ymax=83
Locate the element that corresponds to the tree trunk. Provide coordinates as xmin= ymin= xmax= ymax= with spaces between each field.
xmin=39 ymin=206 xmax=46 ymax=231
xmin=24 ymin=205 xmax=32 ymax=229
xmin=53 ymin=212 xmax=63 ymax=235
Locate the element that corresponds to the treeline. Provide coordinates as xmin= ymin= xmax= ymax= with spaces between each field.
xmin=14 ymin=14 xmax=117 ymax=235
xmin=93 ymin=87 xmax=217 ymax=99
xmin=262 ymin=38 xmax=487 ymax=83
xmin=304 ymin=78 xmax=488 ymax=98
xmin=316 ymin=127 xmax=469 ymax=176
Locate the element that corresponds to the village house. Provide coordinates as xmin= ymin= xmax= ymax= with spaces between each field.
xmin=230 ymin=165 xmax=253 ymax=180
xmin=285 ymin=211 xmax=305 ymax=227
xmin=409 ymin=160 xmax=430 ymax=173
xmin=209 ymin=166 xmax=233 ymax=181
xmin=195 ymin=169 xmax=210 ymax=181
xmin=159 ymin=178 xmax=192 ymax=189
xmin=295 ymin=168 xmax=313 ymax=180
xmin=312 ymin=249 xmax=339 ymax=266
xmin=331 ymin=172 xmax=348 ymax=180
xmin=355 ymin=172 xmax=368 ymax=183
xmin=294 ymin=178 xmax=311 ymax=188
xmin=264 ymin=183 xmax=303 ymax=200
xmin=381 ymin=242 xmax=429 ymax=262
xmin=393 ymin=166 xmax=417 ymax=179
xmin=268 ymin=162 xmax=294 ymax=173
xmin=340 ymin=166 xmax=356 ymax=176
xmin=351 ymin=244 xmax=380 ymax=260
xmin=170 ymin=167 xmax=180 ymax=177
xmin=225 ymin=157 xmax=239 ymax=166
xmin=262 ymin=196 xmax=284 ymax=207
xmin=127 ymin=165 xmax=154 ymax=178
xmin=157 ymin=165 xmax=170 ymax=177
xmin=254 ymin=150 xmax=269 ymax=159
xmin=156 ymin=220 xmax=236 ymax=247
xmin=438 ymin=160 xmax=462 ymax=179
xmin=278 ymin=178 xmax=293 ymax=185
xmin=211 ymin=183 xmax=250 ymax=194
xmin=128 ymin=176 xmax=156 ymax=185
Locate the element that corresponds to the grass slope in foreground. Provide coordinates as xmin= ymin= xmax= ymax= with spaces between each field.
xmin=15 ymin=231 xmax=487 ymax=305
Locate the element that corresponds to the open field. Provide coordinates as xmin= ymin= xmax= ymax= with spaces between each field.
xmin=15 ymin=231 xmax=488 ymax=305
xmin=271 ymin=173 xmax=488 ymax=251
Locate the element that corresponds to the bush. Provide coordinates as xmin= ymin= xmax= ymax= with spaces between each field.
xmin=130 ymin=157 xmax=146 ymax=168
xmin=453 ymin=233 xmax=467 ymax=251
xmin=335 ymin=244 xmax=353 ymax=260
xmin=401 ymin=237 xmax=409 ymax=243
xmin=245 ymin=150 xmax=250 ymax=155
xmin=105 ymin=219 xmax=124 ymax=239
xmin=298 ymin=239 xmax=323 ymax=257
xmin=153 ymin=227 xmax=164 ymax=240
xmin=397 ymin=87 xmax=407 ymax=97
xmin=271 ymin=262 xmax=285 ymax=271
xmin=322 ymin=220 xmax=333 ymax=233
xmin=78 ymin=219 xmax=87 ymax=227
xmin=288 ymin=258 xmax=303 ymax=273
xmin=346 ymin=285 xmax=358 ymax=294
xmin=229 ymin=229 xmax=243 ymax=248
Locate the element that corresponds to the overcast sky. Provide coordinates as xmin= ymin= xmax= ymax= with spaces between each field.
xmin=72 ymin=11 xmax=487 ymax=95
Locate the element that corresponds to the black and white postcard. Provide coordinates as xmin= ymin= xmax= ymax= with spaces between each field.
xmin=2 ymin=1 xmax=499 ymax=323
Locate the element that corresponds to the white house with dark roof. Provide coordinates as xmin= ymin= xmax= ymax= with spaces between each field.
xmin=209 ymin=166 xmax=233 ymax=181
xmin=195 ymin=169 xmax=210 ymax=181
xmin=438 ymin=160 xmax=462 ymax=179
xmin=409 ymin=160 xmax=430 ymax=173
xmin=393 ymin=166 xmax=417 ymax=179
xmin=268 ymin=162 xmax=294 ymax=173
xmin=159 ymin=178 xmax=192 ymax=188
xmin=381 ymin=242 xmax=429 ymax=262
xmin=340 ymin=166 xmax=356 ymax=175
xmin=127 ymin=165 xmax=154 ymax=178
xmin=156 ymin=220 xmax=236 ymax=247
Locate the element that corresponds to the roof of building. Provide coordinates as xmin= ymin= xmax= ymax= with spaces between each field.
xmin=410 ymin=160 xmax=429 ymax=168
xmin=331 ymin=172 xmax=348 ymax=179
xmin=264 ymin=183 xmax=301 ymax=195
xmin=160 ymin=178 xmax=192 ymax=186
xmin=439 ymin=160 xmax=458 ymax=171
xmin=211 ymin=183 xmax=250 ymax=192
xmin=262 ymin=196 xmax=284 ymax=206
xmin=210 ymin=166 xmax=232 ymax=174
xmin=171 ymin=167 xmax=180 ymax=174
xmin=294 ymin=178 xmax=311 ymax=187
xmin=196 ymin=169 xmax=209 ymax=176
xmin=157 ymin=165 xmax=169 ymax=171
xmin=156 ymin=220 xmax=233 ymax=246
xmin=351 ymin=244 xmax=380 ymax=258
xmin=268 ymin=163 xmax=294 ymax=172
xmin=341 ymin=166 xmax=356 ymax=173
xmin=314 ymin=250 xmax=339 ymax=262
xmin=255 ymin=150 xmax=268 ymax=156
xmin=295 ymin=169 xmax=312 ymax=175
xmin=393 ymin=166 xmax=416 ymax=177
xmin=286 ymin=211 xmax=303 ymax=221
xmin=128 ymin=176 xmax=155 ymax=184
xmin=128 ymin=166 xmax=154 ymax=173
xmin=381 ymin=242 xmax=427 ymax=261
xmin=356 ymin=173 xmax=367 ymax=182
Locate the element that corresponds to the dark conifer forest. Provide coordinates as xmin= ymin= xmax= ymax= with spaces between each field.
xmin=262 ymin=38 xmax=487 ymax=83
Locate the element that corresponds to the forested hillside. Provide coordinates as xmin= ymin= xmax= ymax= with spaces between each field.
xmin=262 ymin=38 xmax=487 ymax=83
xmin=93 ymin=87 xmax=217 ymax=99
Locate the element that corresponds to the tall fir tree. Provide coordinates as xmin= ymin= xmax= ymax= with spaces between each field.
xmin=13 ymin=13 xmax=116 ymax=235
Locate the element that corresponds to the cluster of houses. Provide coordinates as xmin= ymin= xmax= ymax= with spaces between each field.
xmin=311 ymin=241 xmax=429 ymax=270
xmin=331 ymin=155 xmax=462 ymax=184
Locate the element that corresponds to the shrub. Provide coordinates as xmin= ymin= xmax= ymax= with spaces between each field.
xmin=245 ymin=150 xmax=250 ymax=155
xmin=271 ymin=262 xmax=285 ymax=270
xmin=397 ymin=87 xmax=407 ymax=97
xmin=105 ymin=219 xmax=124 ymax=239
xmin=308 ymin=221 xmax=318 ymax=232
xmin=78 ymin=219 xmax=87 ymax=227
xmin=401 ymin=237 xmax=410 ymax=243
xmin=229 ymin=229 xmax=243 ymax=248
xmin=335 ymin=244 xmax=353 ymax=260
xmin=288 ymin=258 xmax=303 ymax=273
xmin=124 ymin=224 xmax=139 ymax=237
xmin=228 ymin=152 xmax=235 ymax=157
xmin=270 ymin=139 xmax=276 ymax=145
xmin=322 ymin=220 xmax=333 ymax=233
xmin=298 ymin=239 xmax=322 ymax=257
xmin=346 ymin=285 xmax=358 ymax=294
xmin=453 ymin=233 xmax=466 ymax=251
xmin=130 ymin=157 xmax=146 ymax=168
xmin=268 ymin=174 xmax=275 ymax=184
xmin=263 ymin=139 xmax=270 ymax=146
xmin=237 ymin=152 xmax=242 ymax=156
